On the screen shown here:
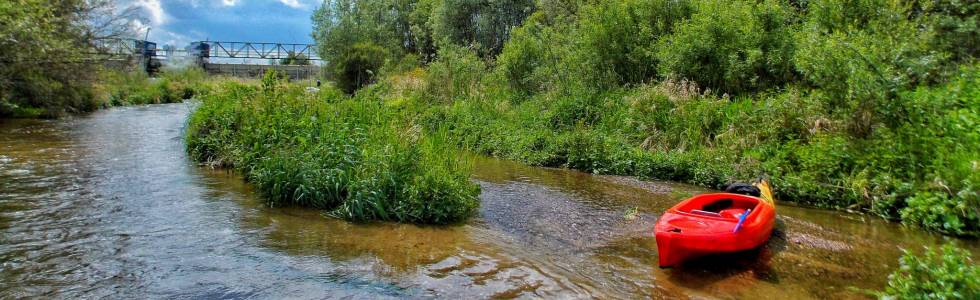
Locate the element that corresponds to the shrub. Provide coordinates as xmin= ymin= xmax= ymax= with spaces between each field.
xmin=794 ymin=0 xmax=943 ymax=137
xmin=425 ymin=44 xmax=486 ymax=102
xmin=0 ymin=99 xmax=45 ymax=118
xmin=576 ymin=0 xmax=694 ymax=87
xmin=878 ymin=244 xmax=980 ymax=299
xmin=295 ymin=0 xmax=980 ymax=237
xmin=920 ymin=0 xmax=980 ymax=62
xmin=900 ymin=190 xmax=979 ymax=237
xmin=99 ymin=68 xmax=206 ymax=106
xmin=0 ymin=2 xmax=121 ymax=117
xmin=333 ymin=42 xmax=388 ymax=93
xmin=429 ymin=0 xmax=537 ymax=58
xmin=657 ymin=0 xmax=796 ymax=94
xmin=494 ymin=13 xmax=566 ymax=96
xmin=888 ymin=66 xmax=980 ymax=236
xmin=496 ymin=0 xmax=694 ymax=95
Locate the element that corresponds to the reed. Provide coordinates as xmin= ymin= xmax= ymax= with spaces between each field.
xmin=185 ymin=71 xmax=479 ymax=224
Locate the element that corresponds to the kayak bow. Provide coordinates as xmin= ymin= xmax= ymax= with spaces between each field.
xmin=654 ymin=180 xmax=776 ymax=268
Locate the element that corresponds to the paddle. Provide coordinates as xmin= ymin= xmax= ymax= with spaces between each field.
xmin=733 ymin=208 xmax=752 ymax=233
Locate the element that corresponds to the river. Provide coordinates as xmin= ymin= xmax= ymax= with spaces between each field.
xmin=0 ymin=103 xmax=976 ymax=299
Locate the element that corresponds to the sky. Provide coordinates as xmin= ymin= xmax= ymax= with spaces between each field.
xmin=126 ymin=0 xmax=321 ymax=47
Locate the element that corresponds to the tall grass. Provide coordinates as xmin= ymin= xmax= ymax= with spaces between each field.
xmin=2 ymin=66 xmax=213 ymax=118
xmin=185 ymin=71 xmax=479 ymax=224
xmin=406 ymin=64 xmax=979 ymax=236
xmin=98 ymin=67 xmax=210 ymax=106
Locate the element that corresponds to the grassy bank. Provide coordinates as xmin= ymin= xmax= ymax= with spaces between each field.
xmin=400 ymin=64 xmax=979 ymax=237
xmin=1 ymin=67 xmax=209 ymax=118
xmin=185 ymin=72 xmax=479 ymax=224
xmin=1 ymin=3 xmax=214 ymax=118
xmin=97 ymin=67 xmax=211 ymax=108
xmin=310 ymin=0 xmax=979 ymax=237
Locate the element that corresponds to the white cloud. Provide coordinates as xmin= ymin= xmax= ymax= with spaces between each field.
xmin=155 ymin=30 xmax=194 ymax=47
xmin=129 ymin=19 xmax=149 ymax=35
xmin=222 ymin=0 xmax=239 ymax=6
xmin=279 ymin=0 xmax=304 ymax=9
xmin=134 ymin=0 xmax=168 ymax=26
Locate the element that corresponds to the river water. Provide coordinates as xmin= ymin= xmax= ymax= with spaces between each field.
xmin=0 ymin=103 xmax=976 ymax=299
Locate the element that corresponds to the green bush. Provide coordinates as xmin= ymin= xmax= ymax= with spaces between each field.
xmin=920 ymin=0 xmax=980 ymax=62
xmin=100 ymin=68 xmax=205 ymax=106
xmin=794 ymin=0 xmax=942 ymax=137
xmin=657 ymin=0 xmax=796 ymax=94
xmin=496 ymin=0 xmax=693 ymax=96
xmin=185 ymin=71 xmax=480 ymax=224
xmin=424 ymin=44 xmax=486 ymax=102
xmin=878 ymin=244 xmax=979 ymax=299
xmin=494 ymin=13 xmax=566 ymax=96
xmin=418 ymin=62 xmax=980 ymax=236
xmin=900 ymin=191 xmax=979 ymax=237
xmin=0 ymin=2 xmax=113 ymax=117
xmin=888 ymin=66 xmax=980 ymax=235
xmin=333 ymin=42 xmax=388 ymax=93
xmin=429 ymin=0 xmax=536 ymax=58
xmin=576 ymin=0 xmax=694 ymax=87
xmin=0 ymin=99 xmax=45 ymax=118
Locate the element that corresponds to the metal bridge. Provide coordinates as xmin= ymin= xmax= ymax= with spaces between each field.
xmin=93 ymin=38 xmax=322 ymax=79
xmin=199 ymin=41 xmax=320 ymax=60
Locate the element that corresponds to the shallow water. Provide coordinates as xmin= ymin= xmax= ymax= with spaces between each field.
xmin=0 ymin=103 xmax=976 ymax=299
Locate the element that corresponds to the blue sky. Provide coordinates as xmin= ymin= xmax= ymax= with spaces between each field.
xmin=127 ymin=0 xmax=320 ymax=47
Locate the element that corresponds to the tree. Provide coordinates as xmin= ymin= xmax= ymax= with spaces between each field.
xmin=311 ymin=0 xmax=537 ymax=91
xmin=0 ymin=0 xmax=137 ymax=117
xmin=334 ymin=42 xmax=387 ymax=93
xmin=280 ymin=52 xmax=311 ymax=65
xmin=429 ymin=0 xmax=535 ymax=58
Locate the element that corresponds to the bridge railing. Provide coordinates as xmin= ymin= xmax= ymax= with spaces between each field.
xmin=202 ymin=41 xmax=321 ymax=61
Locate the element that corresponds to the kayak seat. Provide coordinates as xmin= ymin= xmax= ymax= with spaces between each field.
xmin=719 ymin=208 xmax=747 ymax=219
xmin=675 ymin=194 xmax=761 ymax=220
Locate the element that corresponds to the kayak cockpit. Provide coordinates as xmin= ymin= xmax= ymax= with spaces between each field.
xmin=672 ymin=193 xmax=762 ymax=221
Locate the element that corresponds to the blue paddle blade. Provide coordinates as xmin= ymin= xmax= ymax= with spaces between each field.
xmin=733 ymin=208 xmax=752 ymax=233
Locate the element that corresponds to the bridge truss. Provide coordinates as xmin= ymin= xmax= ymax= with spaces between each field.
xmin=89 ymin=39 xmax=321 ymax=61
xmin=86 ymin=39 xmax=322 ymax=78
xmin=201 ymin=41 xmax=321 ymax=61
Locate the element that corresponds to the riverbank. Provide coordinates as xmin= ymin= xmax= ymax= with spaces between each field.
xmin=340 ymin=63 xmax=978 ymax=238
xmin=0 ymin=68 xmax=210 ymax=119
xmin=2 ymin=104 xmax=977 ymax=297
xmin=186 ymin=66 xmax=979 ymax=235
xmin=308 ymin=0 xmax=979 ymax=237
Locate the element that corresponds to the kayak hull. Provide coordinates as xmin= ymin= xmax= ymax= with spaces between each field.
xmin=654 ymin=192 xmax=775 ymax=268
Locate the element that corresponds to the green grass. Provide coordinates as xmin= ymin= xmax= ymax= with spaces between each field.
xmin=385 ymin=61 xmax=979 ymax=237
xmin=185 ymin=71 xmax=479 ymax=224
xmin=1 ymin=67 xmax=211 ymax=118
xmin=99 ymin=67 xmax=210 ymax=107
xmin=0 ymin=100 xmax=45 ymax=118
xmin=330 ymin=0 xmax=977 ymax=238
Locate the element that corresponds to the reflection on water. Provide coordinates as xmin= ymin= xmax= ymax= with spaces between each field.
xmin=1 ymin=103 xmax=976 ymax=299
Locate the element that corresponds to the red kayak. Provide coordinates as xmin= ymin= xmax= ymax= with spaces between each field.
xmin=654 ymin=181 xmax=776 ymax=267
